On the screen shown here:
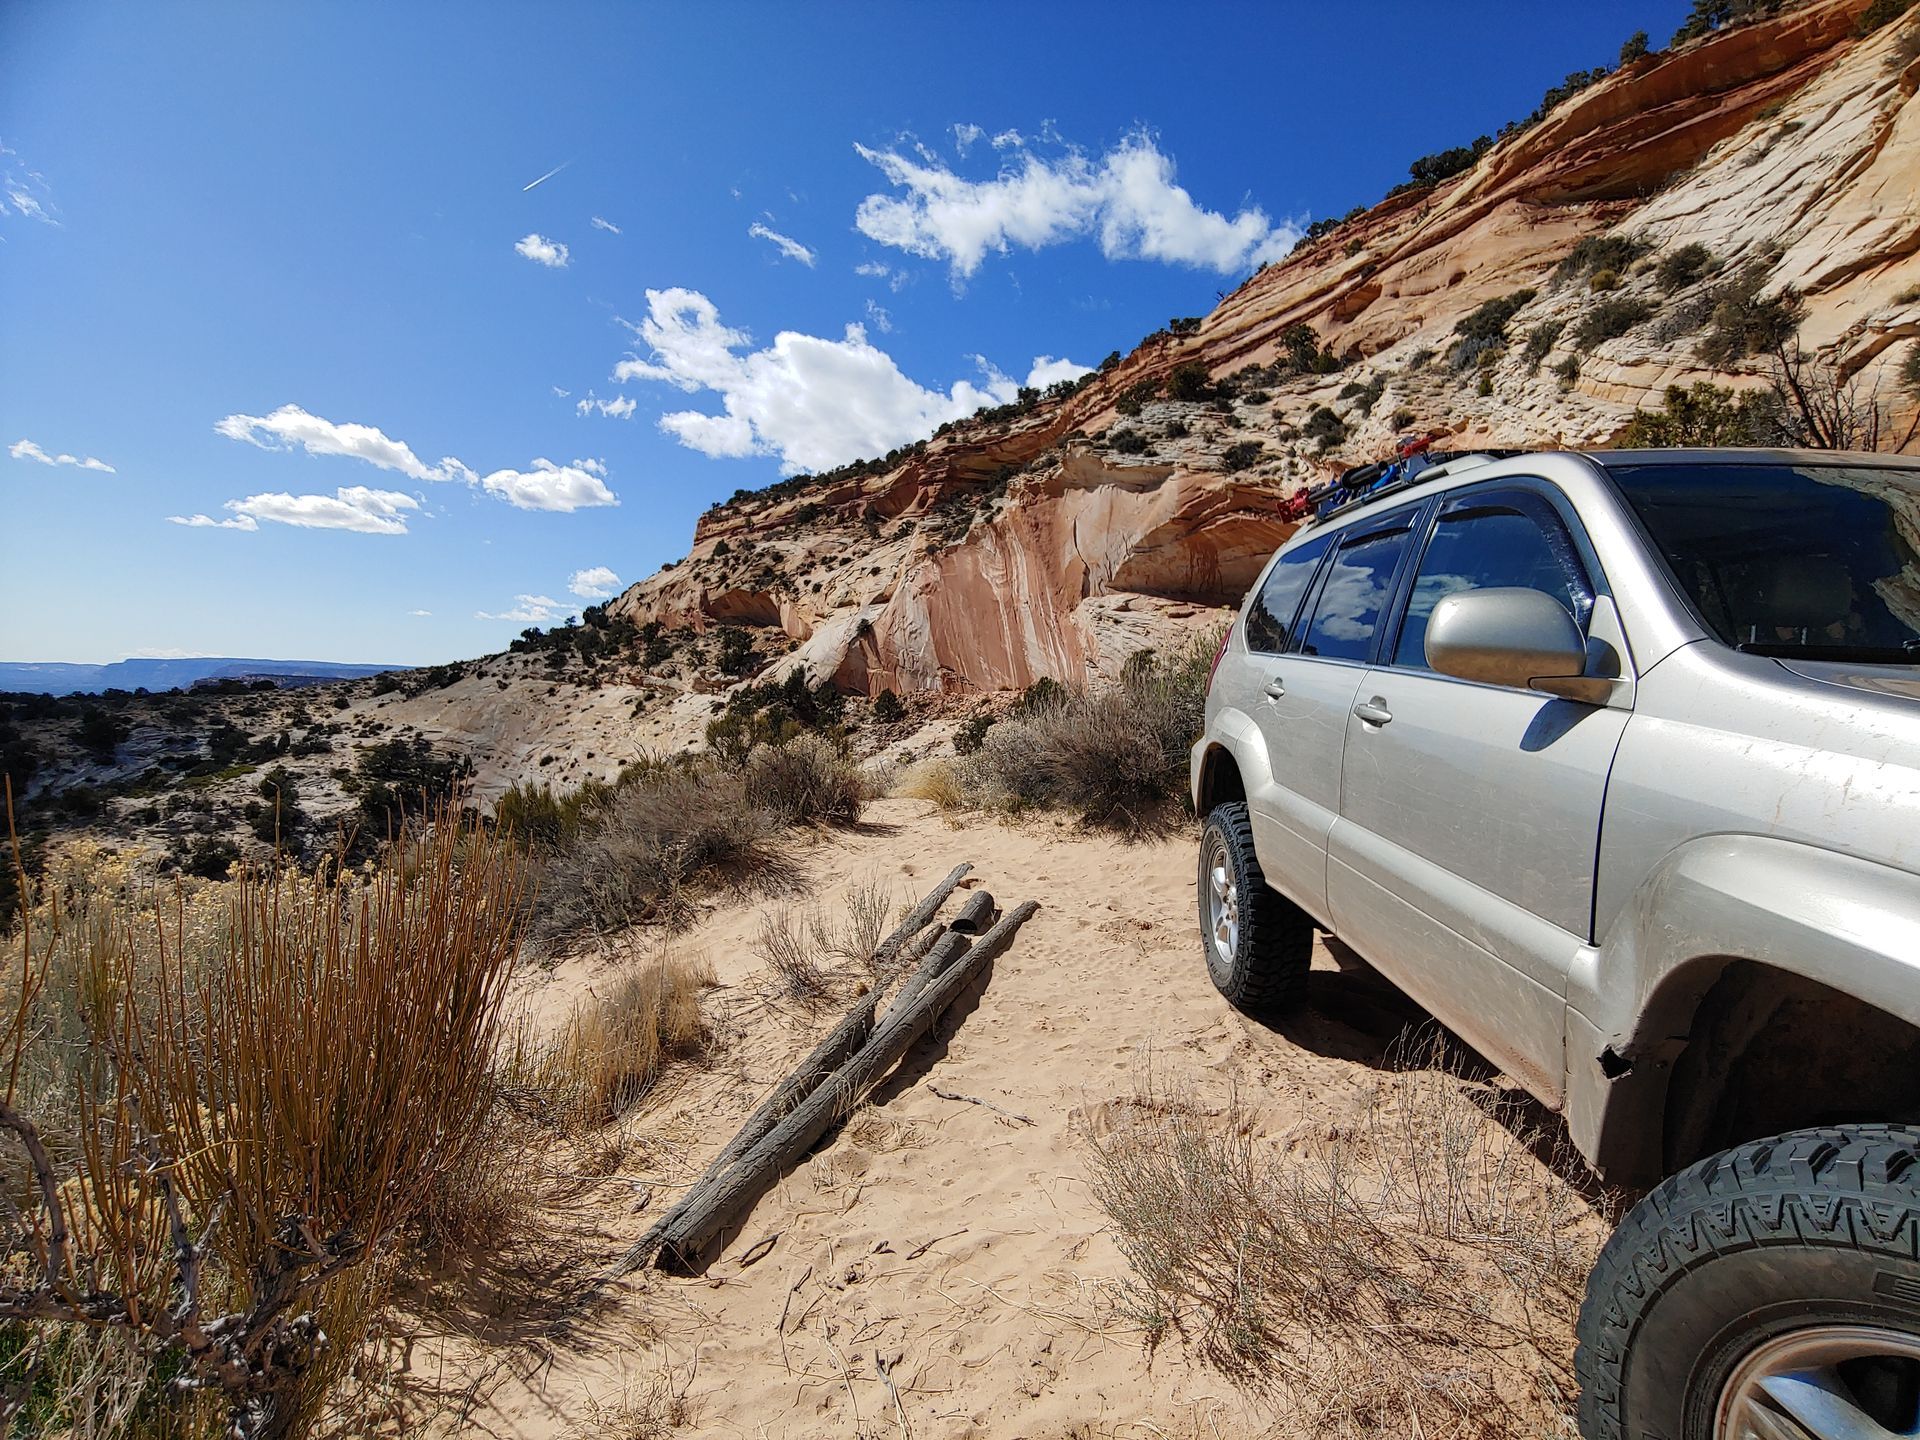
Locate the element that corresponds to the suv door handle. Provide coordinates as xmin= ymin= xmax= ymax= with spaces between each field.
xmin=1264 ymin=677 xmax=1286 ymax=699
xmin=1353 ymin=698 xmax=1393 ymax=726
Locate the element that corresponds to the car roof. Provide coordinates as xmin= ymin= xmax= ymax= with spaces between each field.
xmin=1292 ymin=446 xmax=1920 ymax=538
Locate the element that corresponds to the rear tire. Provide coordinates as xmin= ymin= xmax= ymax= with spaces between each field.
xmin=1197 ymin=802 xmax=1312 ymax=1015
xmin=1575 ymin=1124 xmax=1920 ymax=1439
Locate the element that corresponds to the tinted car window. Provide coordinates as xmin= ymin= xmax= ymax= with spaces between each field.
xmin=1245 ymin=533 xmax=1332 ymax=653
xmin=1394 ymin=500 xmax=1591 ymax=670
xmin=1610 ymin=461 xmax=1920 ymax=663
xmin=1300 ymin=523 xmax=1412 ymax=662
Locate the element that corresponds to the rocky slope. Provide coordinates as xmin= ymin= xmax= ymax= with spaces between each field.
xmin=609 ymin=0 xmax=1920 ymax=717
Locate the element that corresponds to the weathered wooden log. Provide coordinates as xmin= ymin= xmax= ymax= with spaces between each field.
xmin=878 ymin=927 xmax=974 ymax=1025
xmin=868 ymin=862 xmax=971 ymax=970
xmin=949 ymin=890 xmax=997 ymax=935
xmin=655 ymin=900 xmax=1039 ymax=1271
xmin=603 ymin=991 xmax=876 ymax=1282
xmin=596 ymin=864 xmax=971 ymax=1283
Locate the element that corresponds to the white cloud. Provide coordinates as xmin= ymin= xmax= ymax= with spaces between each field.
xmin=552 ymin=385 xmax=572 ymax=398
xmin=10 ymin=438 xmax=115 ymax=472
xmin=864 ymin=299 xmax=893 ymax=333
xmin=612 ymin=287 xmax=1081 ymax=473
xmin=168 ymin=511 xmax=258 ymax=531
xmin=212 ymin=402 xmax=619 ymax=512
xmin=476 ymin=594 xmax=564 ymax=624
xmin=515 ymin=233 xmax=570 ymax=268
xmin=0 ymin=142 xmax=57 ymax=226
xmin=854 ymin=260 xmax=908 ymax=292
xmin=574 ymin=392 xmax=636 ymax=419
xmin=952 ymin=122 xmax=984 ymax=155
xmin=853 ymin=130 xmax=1298 ymax=279
xmin=170 ymin=485 xmax=420 ymax=535
xmin=749 ymin=221 xmax=817 ymax=267
xmin=591 ymin=215 xmax=621 ymax=234
xmin=408 ymin=609 xmax=432 ymax=617
xmin=1026 ymin=355 xmax=1093 ymax=389
xmin=476 ymin=458 xmax=618 ymax=512
xmin=214 ymin=404 xmax=461 ymax=482
xmin=569 ymin=565 xmax=622 ymax=599
xmin=991 ymin=129 xmax=1026 ymax=150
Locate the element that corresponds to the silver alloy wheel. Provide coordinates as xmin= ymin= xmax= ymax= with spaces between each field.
xmin=1716 ymin=1324 xmax=1920 ymax=1439
xmin=1205 ymin=833 xmax=1238 ymax=966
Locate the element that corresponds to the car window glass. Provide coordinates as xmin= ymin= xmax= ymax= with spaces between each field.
xmin=1394 ymin=503 xmax=1590 ymax=670
xmin=1245 ymin=533 xmax=1332 ymax=653
xmin=1299 ymin=525 xmax=1412 ymax=661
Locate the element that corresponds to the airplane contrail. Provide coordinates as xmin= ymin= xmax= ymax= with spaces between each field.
xmin=522 ymin=161 xmax=570 ymax=192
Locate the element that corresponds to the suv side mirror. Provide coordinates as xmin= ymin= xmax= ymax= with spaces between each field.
xmin=1425 ymin=587 xmax=1587 ymax=691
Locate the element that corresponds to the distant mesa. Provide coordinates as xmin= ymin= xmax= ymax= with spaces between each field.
xmin=0 ymin=658 xmax=407 ymax=697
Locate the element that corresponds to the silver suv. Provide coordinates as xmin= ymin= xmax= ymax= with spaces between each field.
xmin=1190 ymin=448 xmax=1920 ymax=1440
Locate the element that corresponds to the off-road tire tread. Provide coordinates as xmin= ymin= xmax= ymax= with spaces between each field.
xmin=1575 ymin=1122 xmax=1920 ymax=1440
xmin=1200 ymin=802 xmax=1313 ymax=1015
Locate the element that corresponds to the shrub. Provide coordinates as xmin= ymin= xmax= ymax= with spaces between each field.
xmin=1303 ymin=405 xmax=1347 ymax=452
xmin=1904 ymin=342 xmax=1920 ymax=396
xmin=958 ymin=638 xmax=1214 ymax=835
xmin=1556 ymin=232 xmax=1650 ymax=282
xmin=544 ymin=955 xmax=711 ymax=1122
xmin=1590 ymin=267 xmax=1621 ymax=291
xmin=1697 ymin=264 xmax=1805 ymax=367
xmin=1674 ymin=0 xmax=1784 ymax=46
xmin=952 ymin=708 xmax=994 ymax=754
xmin=1858 ymin=0 xmax=1917 ymax=33
xmin=1115 ymin=379 xmax=1160 ymax=417
xmin=1221 ymin=441 xmax=1265 ymax=472
xmin=1554 ymin=355 xmax=1582 ymax=387
xmin=1109 ymin=428 xmax=1150 ymax=455
xmin=741 ymin=733 xmax=868 ymax=825
xmin=1619 ymin=381 xmax=1777 ymax=446
xmin=1522 ymin=320 xmax=1565 ymax=370
xmin=1403 ymin=135 xmax=1493 ymax=188
xmin=1167 ymin=361 xmax=1214 ymax=402
xmin=1573 ymin=294 xmax=1656 ymax=349
xmin=1164 ymin=419 xmax=1190 ymax=439
xmin=1453 ymin=288 xmax=1537 ymax=346
xmin=1619 ymin=28 xmax=1651 ymax=63
xmin=2 ymin=805 xmax=527 ymax=1439
xmin=528 ymin=765 xmax=773 ymax=952
xmin=1655 ymin=242 xmax=1718 ymax=291
xmin=870 ymin=688 xmax=906 ymax=723
xmin=715 ymin=624 xmax=760 ymax=677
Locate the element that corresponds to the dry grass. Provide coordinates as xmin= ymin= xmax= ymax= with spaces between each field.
xmin=753 ymin=872 xmax=897 ymax=1005
xmin=895 ymin=758 xmax=968 ymax=813
xmin=2 ymin=803 xmax=529 ymax=1439
xmin=1086 ymin=1041 xmax=1600 ymax=1439
xmin=543 ymin=953 xmax=715 ymax=1125
xmin=564 ymin=1367 xmax=691 ymax=1440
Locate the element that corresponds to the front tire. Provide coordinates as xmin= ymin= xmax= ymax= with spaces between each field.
xmin=1576 ymin=1124 xmax=1920 ymax=1439
xmin=1197 ymin=802 xmax=1312 ymax=1015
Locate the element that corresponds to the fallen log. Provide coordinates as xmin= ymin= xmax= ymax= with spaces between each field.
xmin=598 ymin=864 xmax=973 ymax=1284
xmin=654 ymin=900 xmax=1039 ymax=1271
xmin=869 ymin=862 xmax=971 ymax=971
xmin=948 ymin=890 xmax=997 ymax=935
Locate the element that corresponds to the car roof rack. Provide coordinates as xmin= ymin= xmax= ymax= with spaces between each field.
xmin=1279 ymin=437 xmax=1528 ymax=527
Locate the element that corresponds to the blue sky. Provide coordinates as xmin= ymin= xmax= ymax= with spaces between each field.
xmin=1 ymin=1 xmax=1687 ymax=665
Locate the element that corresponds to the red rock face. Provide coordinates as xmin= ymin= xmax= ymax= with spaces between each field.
xmin=616 ymin=0 xmax=1918 ymax=700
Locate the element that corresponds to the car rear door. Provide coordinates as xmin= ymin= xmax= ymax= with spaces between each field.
xmin=1327 ymin=484 xmax=1629 ymax=1103
xmin=1247 ymin=508 xmax=1421 ymax=925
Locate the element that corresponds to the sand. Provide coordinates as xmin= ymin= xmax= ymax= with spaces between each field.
xmin=391 ymin=797 xmax=1590 ymax=1439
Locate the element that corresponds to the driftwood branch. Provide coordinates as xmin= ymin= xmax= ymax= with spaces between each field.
xmin=654 ymin=900 xmax=1038 ymax=1271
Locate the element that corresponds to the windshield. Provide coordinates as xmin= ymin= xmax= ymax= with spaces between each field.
xmin=1608 ymin=461 xmax=1920 ymax=665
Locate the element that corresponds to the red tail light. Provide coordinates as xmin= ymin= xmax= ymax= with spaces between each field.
xmin=1207 ymin=621 xmax=1234 ymax=692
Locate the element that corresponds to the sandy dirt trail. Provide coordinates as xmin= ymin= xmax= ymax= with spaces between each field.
xmin=403 ymin=797 xmax=1569 ymax=1439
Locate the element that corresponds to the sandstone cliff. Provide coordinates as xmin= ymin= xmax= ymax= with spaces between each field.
xmin=611 ymin=0 xmax=1920 ymax=718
